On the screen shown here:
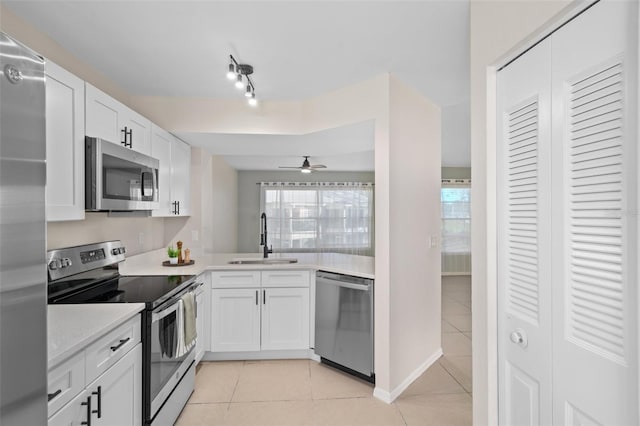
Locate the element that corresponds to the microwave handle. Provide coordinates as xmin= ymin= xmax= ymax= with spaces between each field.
xmin=140 ymin=170 xmax=157 ymax=199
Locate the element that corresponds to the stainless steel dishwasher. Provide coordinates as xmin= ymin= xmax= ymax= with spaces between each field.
xmin=315 ymin=271 xmax=374 ymax=382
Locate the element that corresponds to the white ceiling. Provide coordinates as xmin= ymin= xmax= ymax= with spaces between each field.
xmin=5 ymin=0 xmax=471 ymax=169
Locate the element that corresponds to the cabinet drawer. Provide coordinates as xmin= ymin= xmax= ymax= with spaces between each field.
xmin=261 ymin=270 xmax=310 ymax=288
xmin=47 ymin=351 xmax=85 ymax=418
xmin=85 ymin=315 xmax=141 ymax=384
xmin=211 ymin=271 xmax=261 ymax=289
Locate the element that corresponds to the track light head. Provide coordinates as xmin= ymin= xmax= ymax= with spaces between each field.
xmin=226 ymin=63 xmax=236 ymax=80
xmin=245 ymin=84 xmax=253 ymax=98
xmin=248 ymin=93 xmax=257 ymax=106
xmin=235 ymin=73 xmax=244 ymax=89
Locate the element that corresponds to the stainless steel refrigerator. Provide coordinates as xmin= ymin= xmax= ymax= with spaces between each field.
xmin=0 ymin=31 xmax=47 ymax=424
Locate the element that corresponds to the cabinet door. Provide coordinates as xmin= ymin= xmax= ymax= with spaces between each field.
xmin=150 ymin=124 xmax=173 ymax=217
xmin=121 ymin=108 xmax=151 ymax=156
xmin=85 ymin=83 xmax=121 ymax=144
xmin=48 ymin=389 xmax=92 ymax=426
xmin=170 ymin=138 xmax=191 ymax=216
xmin=261 ymin=287 xmax=310 ymax=351
xmin=45 ymin=61 xmax=85 ymax=221
xmin=211 ymin=289 xmax=260 ymax=352
xmin=90 ymin=343 xmax=142 ymax=426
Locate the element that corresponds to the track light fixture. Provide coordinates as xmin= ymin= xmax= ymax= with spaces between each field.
xmin=227 ymin=54 xmax=257 ymax=106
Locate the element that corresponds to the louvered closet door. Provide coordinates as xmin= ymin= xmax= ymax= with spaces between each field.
xmin=497 ymin=38 xmax=553 ymax=426
xmin=550 ymin=1 xmax=638 ymax=424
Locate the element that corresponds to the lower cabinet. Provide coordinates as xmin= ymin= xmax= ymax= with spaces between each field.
xmin=94 ymin=344 xmax=142 ymax=426
xmin=49 ymin=344 xmax=141 ymax=426
xmin=261 ymin=288 xmax=310 ymax=351
xmin=48 ymin=316 xmax=142 ymax=426
xmin=211 ymin=288 xmax=261 ymax=352
xmin=210 ymin=270 xmax=311 ymax=353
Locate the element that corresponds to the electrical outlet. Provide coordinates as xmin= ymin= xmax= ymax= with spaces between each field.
xmin=138 ymin=232 xmax=144 ymax=247
xmin=192 ymin=230 xmax=199 ymax=241
xmin=429 ymin=235 xmax=438 ymax=248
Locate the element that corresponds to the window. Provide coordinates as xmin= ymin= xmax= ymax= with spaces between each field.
xmin=441 ymin=182 xmax=471 ymax=275
xmin=260 ymin=182 xmax=374 ymax=256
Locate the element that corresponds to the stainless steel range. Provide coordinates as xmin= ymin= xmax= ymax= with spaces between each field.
xmin=47 ymin=241 xmax=200 ymax=425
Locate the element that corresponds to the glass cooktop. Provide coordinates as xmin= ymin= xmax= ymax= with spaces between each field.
xmin=48 ymin=274 xmax=195 ymax=309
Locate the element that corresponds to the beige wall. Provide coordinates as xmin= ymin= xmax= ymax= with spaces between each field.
xmin=210 ymin=156 xmax=238 ymax=253
xmin=47 ymin=213 xmax=165 ymax=256
xmin=388 ymin=77 xmax=442 ymax=391
xmin=470 ymin=1 xmax=573 ymax=424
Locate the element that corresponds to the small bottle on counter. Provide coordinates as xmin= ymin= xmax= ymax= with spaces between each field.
xmin=184 ymin=248 xmax=191 ymax=263
xmin=177 ymin=241 xmax=183 ymax=264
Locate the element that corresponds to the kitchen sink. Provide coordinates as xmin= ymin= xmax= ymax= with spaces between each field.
xmin=227 ymin=258 xmax=298 ymax=265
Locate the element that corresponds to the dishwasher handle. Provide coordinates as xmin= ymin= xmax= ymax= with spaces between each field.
xmin=317 ymin=276 xmax=371 ymax=292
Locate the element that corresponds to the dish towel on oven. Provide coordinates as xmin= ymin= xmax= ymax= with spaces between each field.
xmin=175 ymin=292 xmax=197 ymax=357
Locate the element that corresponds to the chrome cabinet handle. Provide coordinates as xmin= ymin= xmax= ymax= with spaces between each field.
xmin=510 ymin=329 xmax=528 ymax=348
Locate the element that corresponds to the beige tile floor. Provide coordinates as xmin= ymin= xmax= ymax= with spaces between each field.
xmin=176 ymin=276 xmax=472 ymax=426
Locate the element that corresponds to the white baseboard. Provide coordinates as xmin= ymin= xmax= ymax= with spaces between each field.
xmin=310 ymin=353 xmax=321 ymax=362
xmin=202 ymin=349 xmax=313 ymax=361
xmin=373 ymin=348 xmax=443 ymax=404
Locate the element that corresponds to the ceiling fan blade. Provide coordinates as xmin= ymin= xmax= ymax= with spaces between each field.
xmin=278 ymin=166 xmax=302 ymax=169
xmin=310 ymin=164 xmax=327 ymax=169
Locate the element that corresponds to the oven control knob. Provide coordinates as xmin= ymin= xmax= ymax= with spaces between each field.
xmin=60 ymin=258 xmax=72 ymax=268
xmin=48 ymin=259 xmax=61 ymax=270
xmin=112 ymin=248 xmax=119 ymax=255
xmin=121 ymin=247 xmax=126 ymax=254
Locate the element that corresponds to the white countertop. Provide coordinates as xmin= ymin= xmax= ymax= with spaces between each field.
xmin=118 ymin=250 xmax=375 ymax=279
xmin=48 ymin=303 xmax=145 ymax=368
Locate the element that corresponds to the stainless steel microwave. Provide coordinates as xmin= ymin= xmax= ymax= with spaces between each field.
xmin=85 ymin=137 xmax=159 ymax=211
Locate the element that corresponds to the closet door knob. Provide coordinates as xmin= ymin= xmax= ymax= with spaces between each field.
xmin=510 ymin=329 xmax=528 ymax=348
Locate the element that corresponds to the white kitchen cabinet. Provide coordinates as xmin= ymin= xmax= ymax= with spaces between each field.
xmin=150 ymin=125 xmax=191 ymax=217
xmin=195 ymin=273 xmax=211 ymax=363
xmin=261 ymin=287 xmax=310 ymax=351
xmin=48 ymin=389 xmax=92 ymax=426
xmin=88 ymin=343 xmax=142 ymax=426
xmin=48 ymin=315 xmax=142 ymax=426
xmin=45 ymin=60 xmax=85 ymax=221
xmin=209 ymin=270 xmax=311 ymax=354
xmin=85 ymin=83 xmax=151 ymax=155
xmin=170 ymin=137 xmax=191 ymax=216
xmin=211 ymin=288 xmax=261 ymax=352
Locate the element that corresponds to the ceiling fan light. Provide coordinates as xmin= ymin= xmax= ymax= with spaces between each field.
xmin=301 ymin=168 xmax=312 ymax=174
xmin=226 ymin=63 xmax=236 ymax=80
xmin=248 ymin=93 xmax=257 ymax=106
xmin=245 ymin=84 xmax=252 ymax=98
xmin=235 ymin=73 xmax=244 ymax=89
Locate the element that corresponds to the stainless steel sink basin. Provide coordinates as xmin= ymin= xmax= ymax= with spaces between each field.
xmin=227 ymin=258 xmax=298 ymax=265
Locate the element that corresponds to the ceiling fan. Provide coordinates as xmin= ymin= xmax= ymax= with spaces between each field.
xmin=278 ymin=156 xmax=327 ymax=174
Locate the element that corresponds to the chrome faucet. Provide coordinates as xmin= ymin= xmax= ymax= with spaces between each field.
xmin=260 ymin=212 xmax=273 ymax=258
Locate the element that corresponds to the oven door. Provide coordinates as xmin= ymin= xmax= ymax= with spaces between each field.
xmin=149 ymin=297 xmax=195 ymax=418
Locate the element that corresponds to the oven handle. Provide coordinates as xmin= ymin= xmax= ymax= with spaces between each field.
xmin=152 ymin=281 xmax=203 ymax=322
xmin=152 ymin=299 xmax=180 ymax=323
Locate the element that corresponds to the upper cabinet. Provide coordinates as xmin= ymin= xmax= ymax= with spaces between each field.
xmin=150 ymin=124 xmax=191 ymax=217
xmin=85 ymin=83 xmax=151 ymax=155
xmin=45 ymin=61 xmax=85 ymax=222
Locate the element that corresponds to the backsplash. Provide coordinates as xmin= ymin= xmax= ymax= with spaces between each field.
xmin=47 ymin=212 xmax=165 ymax=256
